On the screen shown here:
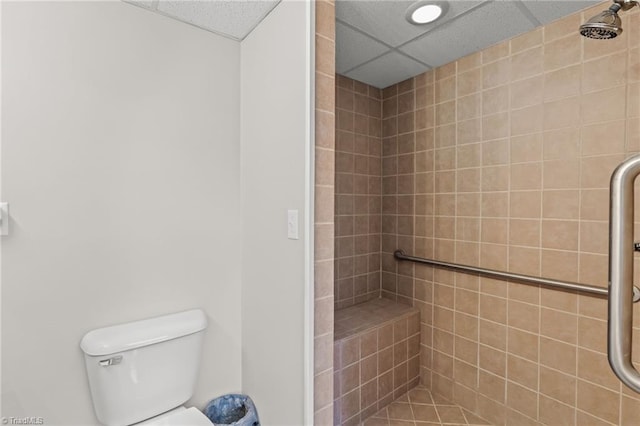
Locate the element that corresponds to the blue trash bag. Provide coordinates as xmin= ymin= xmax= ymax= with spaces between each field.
xmin=204 ymin=394 xmax=260 ymax=426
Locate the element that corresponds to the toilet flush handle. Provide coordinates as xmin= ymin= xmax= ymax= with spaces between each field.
xmin=99 ymin=355 xmax=122 ymax=367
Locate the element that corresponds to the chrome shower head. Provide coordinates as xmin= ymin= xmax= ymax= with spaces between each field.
xmin=579 ymin=0 xmax=638 ymax=40
xmin=580 ymin=4 xmax=623 ymax=39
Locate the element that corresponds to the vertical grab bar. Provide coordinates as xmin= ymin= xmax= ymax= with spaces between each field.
xmin=609 ymin=154 xmax=640 ymax=393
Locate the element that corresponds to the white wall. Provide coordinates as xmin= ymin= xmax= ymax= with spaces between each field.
xmin=240 ymin=1 xmax=313 ymax=424
xmin=1 ymin=2 xmax=242 ymax=424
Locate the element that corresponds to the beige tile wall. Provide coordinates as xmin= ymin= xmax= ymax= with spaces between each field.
xmin=314 ymin=0 xmax=335 ymax=424
xmin=335 ymin=75 xmax=383 ymax=309
xmin=381 ymin=2 xmax=640 ymax=425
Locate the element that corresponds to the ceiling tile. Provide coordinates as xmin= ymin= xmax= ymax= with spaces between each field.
xmin=336 ymin=0 xmax=485 ymax=47
xmin=346 ymin=51 xmax=430 ymax=89
xmin=156 ymin=0 xmax=280 ymax=40
xmin=123 ymin=0 xmax=156 ymax=10
xmin=336 ymin=22 xmax=390 ymax=74
xmin=521 ymin=1 xmax=601 ymax=25
xmin=400 ymin=1 xmax=536 ymax=68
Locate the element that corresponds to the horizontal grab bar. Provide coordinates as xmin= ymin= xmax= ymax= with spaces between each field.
xmin=393 ymin=249 xmax=640 ymax=303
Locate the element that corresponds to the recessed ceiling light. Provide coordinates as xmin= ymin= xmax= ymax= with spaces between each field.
xmin=406 ymin=1 xmax=448 ymax=25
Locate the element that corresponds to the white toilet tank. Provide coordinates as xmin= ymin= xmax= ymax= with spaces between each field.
xmin=80 ymin=309 xmax=208 ymax=426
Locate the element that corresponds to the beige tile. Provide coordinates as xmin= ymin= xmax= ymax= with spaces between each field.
xmin=479 ymin=293 xmax=507 ymax=324
xmin=622 ymin=396 xmax=640 ymax=425
xmin=436 ymin=101 xmax=455 ymax=126
xmin=507 ymin=299 xmax=540 ymax=334
xmin=512 ymin=104 xmax=543 ymax=137
xmin=580 ymin=189 xmax=609 ymax=221
xmin=483 ymin=42 xmax=509 ymax=64
xmin=341 ymin=363 xmax=360 ymax=395
xmin=507 ymin=354 xmax=538 ymax=390
xmin=481 ymin=165 xmax=509 ymax=191
xmin=541 ymin=220 xmax=579 ymax=251
xmin=508 ymin=328 xmax=539 ymax=362
xmin=511 ymin=163 xmax=541 ymax=190
xmin=511 ymin=46 xmax=543 ymax=82
xmin=544 ymin=35 xmax=580 ymax=71
xmin=476 ymin=393 xmax=506 ymax=425
xmin=510 ymin=191 xmax=541 ymax=219
xmin=412 ymin=404 xmax=439 ymax=423
xmin=577 ymin=380 xmax=620 ymax=425
xmin=458 ymin=93 xmax=481 ymax=121
xmin=582 ymin=120 xmax=625 ymax=156
xmin=437 ymin=405 xmax=467 ymax=423
xmin=543 ymin=190 xmax=579 ymax=219
xmin=482 ymin=139 xmax=508 ymax=166
xmin=482 ymin=112 xmax=509 ymax=141
xmin=506 ymin=381 xmax=538 ymax=420
xmin=478 ymin=369 xmax=506 ymax=402
xmin=582 ymin=51 xmax=627 ymax=94
xmin=511 ymin=133 xmax=542 ymax=164
xmin=542 ymin=127 xmax=579 ymax=160
xmin=479 ymin=243 xmax=508 ymax=271
xmin=436 ymin=77 xmax=456 ymax=103
xmin=581 ymin=154 xmax=624 ymax=189
xmin=540 ymin=366 xmax=576 ymax=406
xmin=340 ymin=388 xmax=361 ymax=422
xmin=456 ymin=312 xmax=479 ymax=342
xmin=538 ymin=394 xmax=575 ymax=426
xmin=581 ymin=86 xmax=626 ymax=125
xmin=511 ymin=75 xmax=543 ymax=110
xmin=481 ymin=218 xmax=508 ymax=244
xmin=455 ymin=336 xmax=479 ymax=366
xmin=480 ymin=192 xmax=510 ymax=217
xmin=457 ymin=118 xmax=481 ymax=145
xmin=578 ymin=316 xmax=607 ymax=354
xmin=543 ymin=96 xmax=580 ymax=131
xmin=457 ymin=168 xmax=480 ymax=193
xmin=482 ymin=58 xmax=510 ymax=89
xmin=541 ymin=287 xmax=577 ymax=314
xmin=510 ymin=27 xmax=542 ymax=54
xmin=541 ymin=249 xmax=578 ymax=282
xmin=508 ymin=281 xmax=539 ymax=304
xmin=458 ymin=68 xmax=482 ymax=97
xmin=482 ymin=85 xmax=509 ymax=116
xmin=540 ymin=336 xmax=576 ymax=375
xmin=457 ymin=52 xmax=481 ymax=72
xmin=509 ymin=219 xmax=540 ymax=247
xmin=315 ymin=0 xmax=335 ymax=37
xmin=579 ymin=252 xmax=607 ymax=287
xmin=577 ymin=348 xmax=620 ymax=391
xmin=544 ymin=64 xmax=581 ymax=101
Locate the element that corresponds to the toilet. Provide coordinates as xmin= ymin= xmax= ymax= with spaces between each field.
xmin=80 ymin=309 xmax=212 ymax=426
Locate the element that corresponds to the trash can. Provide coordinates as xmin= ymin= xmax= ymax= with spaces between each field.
xmin=204 ymin=394 xmax=260 ymax=426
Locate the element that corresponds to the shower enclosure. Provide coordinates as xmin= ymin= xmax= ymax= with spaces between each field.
xmin=325 ymin=0 xmax=640 ymax=424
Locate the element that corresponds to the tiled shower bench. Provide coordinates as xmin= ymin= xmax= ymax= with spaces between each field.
xmin=333 ymin=298 xmax=421 ymax=425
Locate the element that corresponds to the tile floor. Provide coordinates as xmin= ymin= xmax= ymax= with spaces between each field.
xmin=362 ymin=386 xmax=491 ymax=426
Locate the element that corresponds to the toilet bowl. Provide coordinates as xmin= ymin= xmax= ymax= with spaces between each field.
xmin=80 ymin=309 xmax=211 ymax=426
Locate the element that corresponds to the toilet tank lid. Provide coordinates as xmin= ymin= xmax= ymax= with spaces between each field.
xmin=80 ymin=309 xmax=208 ymax=356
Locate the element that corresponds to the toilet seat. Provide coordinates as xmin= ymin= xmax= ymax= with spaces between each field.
xmin=137 ymin=407 xmax=212 ymax=426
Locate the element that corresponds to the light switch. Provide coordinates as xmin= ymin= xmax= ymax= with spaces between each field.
xmin=0 ymin=202 xmax=9 ymax=236
xmin=287 ymin=209 xmax=299 ymax=240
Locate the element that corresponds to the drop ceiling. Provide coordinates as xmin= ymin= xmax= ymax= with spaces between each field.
xmin=123 ymin=0 xmax=602 ymax=89
xmin=337 ymin=0 xmax=601 ymax=88
xmin=124 ymin=0 xmax=281 ymax=40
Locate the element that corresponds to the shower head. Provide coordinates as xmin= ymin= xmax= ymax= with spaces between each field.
xmin=580 ymin=4 xmax=623 ymax=39
xmin=579 ymin=0 xmax=638 ymax=40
